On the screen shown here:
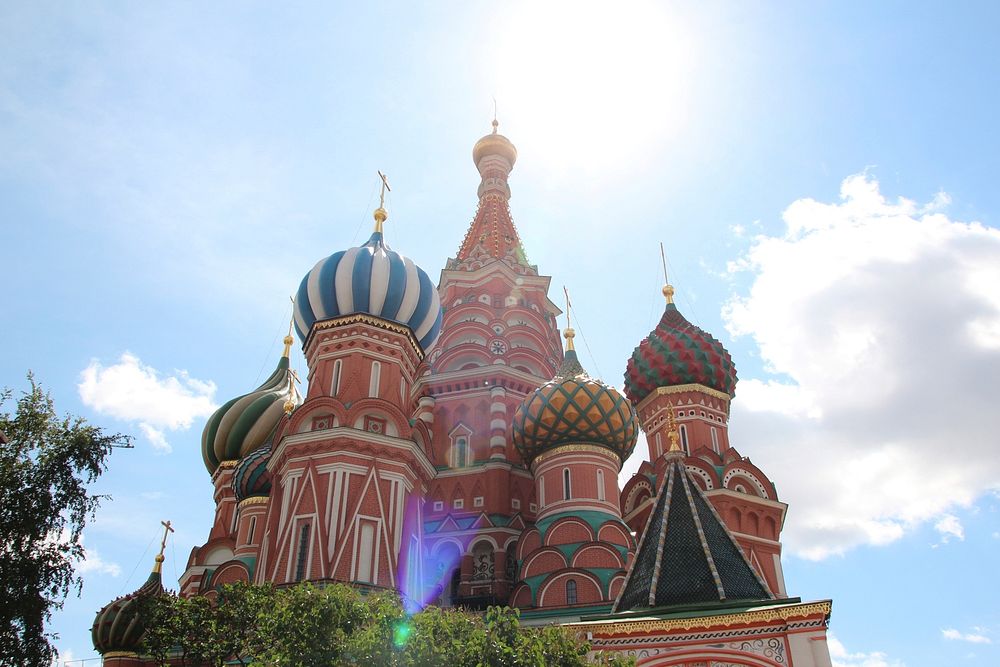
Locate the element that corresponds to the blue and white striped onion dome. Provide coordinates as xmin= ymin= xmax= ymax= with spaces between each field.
xmin=293 ymin=229 xmax=443 ymax=352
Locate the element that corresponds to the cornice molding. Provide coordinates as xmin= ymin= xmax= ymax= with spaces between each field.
xmin=576 ymin=601 xmax=833 ymax=636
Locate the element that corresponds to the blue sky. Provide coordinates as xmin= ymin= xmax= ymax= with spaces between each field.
xmin=2 ymin=3 xmax=999 ymax=666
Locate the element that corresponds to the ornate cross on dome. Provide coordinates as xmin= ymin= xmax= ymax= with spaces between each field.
xmin=660 ymin=242 xmax=675 ymax=304
xmin=378 ymin=170 xmax=391 ymax=208
xmin=153 ymin=520 xmax=174 ymax=573
xmin=563 ymin=286 xmax=576 ymax=351
xmin=374 ymin=170 xmax=391 ymax=232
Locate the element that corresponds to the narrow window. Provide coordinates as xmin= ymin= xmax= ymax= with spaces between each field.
xmin=295 ymin=523 xmax=310 ymax=582
xmin=566 ymin=579 xmax=578 ymax=605
xmin=331 ymin=359 xmax=342 ymax=397
xmin=369 ymin=361 xmax=381 ymax=397
xmin=247 ymin=516 xmax=257 ymax=544
xmin=679 ymin=425 xmax=689 ymax=454
xmin=596 ymin=469 xmax=606 ymax=502
xmin=357 ymin=522 xmax=376 ymax=583
xmin=711 ymin=427 xmax=719 ymax=453
xmin=655 ymin=432 xmax=662 ymax=457
xmin=563 ymin=468 xmax=571 ymax=500
xmin=455 ymin=437 xmax=468 ymax=468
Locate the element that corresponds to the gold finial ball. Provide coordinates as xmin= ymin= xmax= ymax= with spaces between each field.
xmin=155 ymin=554 xmax=165 ymax=564
xmin=374 ymin=207 xmax=388 ymax=224
xmin=283 ymin=399 xmax=296 ymax=415
xmin=283 ymin=334 xmax=294 ymax=346
xmin=492 ymin=118 xmax=499 ymax=133
xmin=564 ymin=327 xmax=576 ymax=340
xmin=662 ymin=284 xmax=675 ymax=301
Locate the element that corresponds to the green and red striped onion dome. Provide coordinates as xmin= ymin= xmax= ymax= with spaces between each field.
xmin=91 ymin=568 xmax=162 ymax=655
xmin=624 ymin=302 xmax=737 ymax=405
xmin=201 ymin=352 xmax=300 ymax=475
xmin=512 ymin=349 xmax=638 ymax=467
xmin=232 ymin=441 xmax=273 ymax=501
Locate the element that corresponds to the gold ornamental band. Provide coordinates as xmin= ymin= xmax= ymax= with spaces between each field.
xmin=532 ymin=444 xmax=621 ymax=469
xmin=636 ymin=383 xmax=733 ymax=413
xmin=580 ymin=601 xmax=833 ymax=637
xmin=311 ymin=314 xmax=423 ymax=358
xmin=238 ymin=496 xmax=270 ymax=510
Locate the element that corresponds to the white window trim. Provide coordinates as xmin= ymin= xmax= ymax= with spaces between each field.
xmin=369 ymin=360 xmax=381 ymax=398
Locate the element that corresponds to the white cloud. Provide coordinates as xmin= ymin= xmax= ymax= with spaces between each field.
xmin=942 ymin=628 xmax=991 ymax=644
xmin=78 ymin=352 xmax=217 ymax=453
xmin=47 ymin=529 xmax=121 ymax=578
xmin=933 ymin=514 xmax=965 ymax=545
xmin=77 ymin=541 xmax=122 ymax=578
xmin=828 ymin=633 xmax=904 ymax=667
xmin=724 ymin=173 xmax=1000 ymax=559
xmin=50 ymin=648 xmax=75 ymax=667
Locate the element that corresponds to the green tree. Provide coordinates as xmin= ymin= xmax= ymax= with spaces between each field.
xmin=137 ymin=582 xmax=635 ymax=667
xmin=0 ymin=376 xmax=128 ymax=667
xmin=215 ymin=582 xmax=275 ymax=666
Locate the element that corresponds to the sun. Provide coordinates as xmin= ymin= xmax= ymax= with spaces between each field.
xmin=491 ymin=1 xmax=698 ymax=175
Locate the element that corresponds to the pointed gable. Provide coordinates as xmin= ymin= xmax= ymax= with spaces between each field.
xmin=613 ymin=456 xmax=772 ymax=612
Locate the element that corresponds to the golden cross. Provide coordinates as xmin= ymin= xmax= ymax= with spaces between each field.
xmin=562 ymin=286 xmax=576 ymax=351
xmin=659 ymin=242 xmax=675 ymax=304
xmin=563 ymin=286 xmax=573 ymax=330
xmin=377 ymin=170 xmax=391 ymax=209
xmin=158 ymin=520 xmax=174 ymax=559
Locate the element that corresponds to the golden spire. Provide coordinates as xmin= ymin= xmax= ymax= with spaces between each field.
xmin=563 ymin=286 xmax=576 ymax=351
xmin=152 ymin=520 xmax=174 ymax=574
xmin=492 ymin=97 xmax=499 ymax=134
xmin=666 ymin=406 xmax=682 ymax=454
xmin=374 ymin=170 xmax=391 ymax=233
xmin=660 ymin=242 xmax=675 ymax=304
xmin=282 ymin=307 xmax=295 ymax=359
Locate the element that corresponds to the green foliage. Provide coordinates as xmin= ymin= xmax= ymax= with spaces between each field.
xmin=135 ymin=582 xmax=634 ymax=667
xmin=0 ymin=375 xmax=127 ymax=667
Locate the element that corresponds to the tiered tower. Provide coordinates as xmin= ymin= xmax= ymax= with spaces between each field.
xmin=620 ymin=279 xmax=788 ymax=596
xmin=415 ymin=121 xmax=564 ymax=607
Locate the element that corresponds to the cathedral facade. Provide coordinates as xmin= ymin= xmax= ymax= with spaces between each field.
xmin=92 ymin=123 xmax=834 ymax=667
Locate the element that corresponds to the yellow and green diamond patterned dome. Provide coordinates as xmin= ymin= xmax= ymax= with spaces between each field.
xmin=512 ymin=346 xmax=638 ymax=467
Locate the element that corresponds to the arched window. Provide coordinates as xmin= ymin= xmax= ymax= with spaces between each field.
xmin=247 ymin=516 xmax=257 ymax=545
xmin=294 ymin=523 xmax=310 ymax=582
xmin=711 ymin=426 xmax=719 ymax=453
xmin=539 ymin=477 xmax=545 ymax=506
xmin=679 ymin=425 xmax=689 ymax=454
xmin=566 ymin=579 xmax=578 ymax=605
xmin=454 ymin=437 xmax=468 ymax=468
xmin=331 ymin=359 xmax=342 ymax=397
xmin=472 ymin=542 xmax=495 ymax=581
xmin=369 ymin=361 xmax=381 ymax=397
xmin=596 ymin=469 xmax=605 ymax=501
xmin=563 ymin=468 xmax=571 ymax=500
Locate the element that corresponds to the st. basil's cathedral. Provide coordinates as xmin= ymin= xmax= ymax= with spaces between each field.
xmin=92 ymin=122 xmax=835 ymax=667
